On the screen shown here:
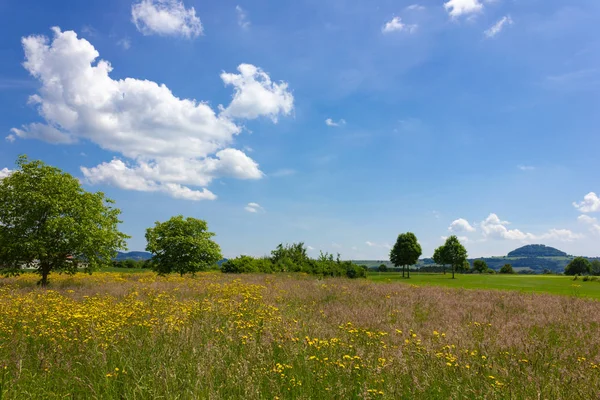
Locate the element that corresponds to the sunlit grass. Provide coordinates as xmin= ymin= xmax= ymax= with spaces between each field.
xmin=0 ymin=272 xmax=599 ymax=399
xmin=368 ymin=272 xmax=600 ymax=299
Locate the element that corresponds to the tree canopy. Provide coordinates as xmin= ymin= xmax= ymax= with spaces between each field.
xmin=565 ymin=257 xmax=591 ymax=276
xmin=0 ymin=156 xmax=128 ymax=286
xmin=473 ymin=259 xmax=488 ymax=273
xmin=499 ymin=264 xmax=515 ymax=274
xmin=432 ymin=245 xmax=447 ymax=274
xmin=390 ymin=232 xmax=422 ymax=278
xmin=145 ymin=215 xmax=222 ymax=276
xmin=442 ymin=236 xmax=467 ymax=279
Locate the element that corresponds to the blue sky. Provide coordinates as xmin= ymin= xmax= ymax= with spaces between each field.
xmin=1 ymin=0 xmax=600 ymax=259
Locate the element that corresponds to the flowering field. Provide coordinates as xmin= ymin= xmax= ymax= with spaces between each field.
xmin=0 ymin=272 xmax=599 ymax=399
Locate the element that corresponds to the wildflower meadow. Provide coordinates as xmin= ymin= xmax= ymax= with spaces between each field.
xmin=0 ymin=272 xmax=599 ymax=399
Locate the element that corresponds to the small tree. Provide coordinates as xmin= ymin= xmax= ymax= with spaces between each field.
xmin=432 ymin=245 xmax=447 ymax=274
xmin=0 ymin=156 xmax=128 ymax=286
xmin=390 ymin=232 xmax=422 ymax=279
xmin=473 ymin=259 xmax=488 ymax=273
xmin=500 ymin=264 xmax=515 ymax=274
xmin=565 ymin=257 xmax=591 ymax=276
xmin=146 ymin=216 xmax=222 ymax=276
xmin=378 ymin=264 xmax=388 ymax=272
xmin=442 ymin=236 xmax=467 ymax=279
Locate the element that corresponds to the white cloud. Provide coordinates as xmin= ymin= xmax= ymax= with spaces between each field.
xmin=131 ymin=0 xmax=203 ymax=38
xmin=444 ymin=0 xmax=483 ymax=18
xmin=578 ymin=214 xmax=600 ymax=235
xmin=0 ymin=168 xmax=13 ymax=179
xmin=365 ymin=241 xmax=391 ymax=249
xmin=236 ymin=5 xmax=250 ymax=29
xmin=325 ymin=118 xmax=346 ymax=127
xmin=573 ymin=192 xmax=600 ymax=213
xmin=480 ymin=213 xmax=535 ymax=241
xmin=382 ymin=17 xmax=417 ymax=34
xmin=518 ymin=165 xmax=535 ymax=171
xmin=538 ymin=229 xmax=583 ymax=242
xmin=449 ymin=218 xmax=476 ymax=233
xmin=480 ymin=213 xmax=582 ymax=242
xmin=80 ymin=159 xmax=216 ymax=200
xmin=117 ymin=38 xmax=131 ymax=50
xmin=307 ymin=245 xmax=315 ymax=251
xmin=13 ymin=28 xmax=292 ymax=201
xmin=484 ymin=15 xmax=513 ymax=38
xmin=5 ymin=135 xmax=15 ymax=143
xmin=221 ymin=64 xmax=294 ymax=122
xmin=244 ymin=202 xmax=264 ymax=213
xmin=406 ymin=4 xmax=425 ymax=11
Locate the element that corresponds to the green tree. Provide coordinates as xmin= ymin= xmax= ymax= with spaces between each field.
xmin=390 ymin=232 xmax=422 ymax=279
xmin=565 ymin=257 xmax=592 ymax=276
xmin=589 ymin=260 xmax=600 ymax=276
xmin=432 ymin=245 xmax=447 ymax=274
xmin=378 ymin=264 xmax=388 ymax=272
xmin=473 ymin=259 xmax=488 ymax=273
xmin=145 ymin=215 xmax=222 ymax=276
xmin=0 ymin=156 xmax=128 ymax=286
xmin=442 ymin=236 xmax=468 ymax=279
xmin=499 ymin=264 xmax=515 ymax=274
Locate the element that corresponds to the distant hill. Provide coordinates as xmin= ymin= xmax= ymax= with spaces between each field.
xmin=115 ymin=251 xmax=152 ymax=261
xmin=507 ymin=244 xmax=568 ymax=258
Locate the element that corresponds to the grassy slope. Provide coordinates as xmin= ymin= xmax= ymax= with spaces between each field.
xmin=368 ymin=272 xmax=600 ymax=299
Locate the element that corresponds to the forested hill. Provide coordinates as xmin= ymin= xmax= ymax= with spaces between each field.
xmin=507 ymin=244 xmax=568 ymax=257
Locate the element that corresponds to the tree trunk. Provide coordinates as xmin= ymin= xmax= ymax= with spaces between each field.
xmin=443 ymin=265 xmax=446 ymax=275
xmin=452 ymin=264 xmax=455 ymax=279
xmin=39 ymin=261 xmax=51 ymax=287
xmin=402 ymin=265 xmax=405 ymax=278
xmin=407 ymin=265 xmax=410 ymax=278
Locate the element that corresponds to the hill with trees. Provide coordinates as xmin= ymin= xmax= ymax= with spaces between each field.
xmin=507 ymin=244 xmax=568 ymax=258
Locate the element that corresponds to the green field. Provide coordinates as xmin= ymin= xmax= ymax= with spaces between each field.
xmin=368 ymin=272 xmax=600 ymax=299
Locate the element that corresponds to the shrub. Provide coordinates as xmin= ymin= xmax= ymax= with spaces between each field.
xmin=500 ymin=264 xmax=515 ymax=274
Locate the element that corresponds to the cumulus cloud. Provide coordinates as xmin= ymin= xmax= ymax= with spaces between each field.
xmin=480 ymin=213 xmax=535 ymax=241
xmin=220 ymin=64 xmax=294 ymax=122
xmin=131 ymin=0 xmax=203 ymax=38
xmin=244 ymin=202 xmax=264 ymax=213
xmin=484 ymin=15 xmax=513 ymax=38
xmin=13 ymin=28 xmax=293 ymax=200
xmin=382 ymin=17 xmax=417 ymax=34
xmin=236 ymin=5 xmax=250 ymax=29
xmin=573 ymin=192 xmax=600 ymax=213
xmin=480 ymin=213 xmax=581 ymax=242
xmin=444 ymin=0 xmax=483 ymax=18
xmin=449 ymin=218 xmax=476 ymax=233
xmin=578 ymin=214 xmax=600 ymax=235
xmin=0 ymin=168 xmax=13 ymax=179
xmin=325 ymin=118 xmax=346 ymax=127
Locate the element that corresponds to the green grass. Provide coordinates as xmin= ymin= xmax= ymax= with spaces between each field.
xmin=368 ymin=272 xmax=600 ymax=299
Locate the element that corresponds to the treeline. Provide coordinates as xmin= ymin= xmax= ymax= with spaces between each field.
xmin=111 ymin=259 xmax=153 ymax=269
xmin=221 ymin=243 xmax=367 ymax=279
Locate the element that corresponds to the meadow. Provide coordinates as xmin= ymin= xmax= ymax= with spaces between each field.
xmin=369 ymin=272 xmax=600 ymax=299
xmin=1 ymin=272 xmax=599 ymax=399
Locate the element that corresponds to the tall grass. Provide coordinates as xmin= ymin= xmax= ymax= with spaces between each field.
xmin=0 ymin=272 xmax=599 ymax=399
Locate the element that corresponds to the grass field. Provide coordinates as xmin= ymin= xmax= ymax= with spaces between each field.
xmin=369 ymin=272 xmax=600 ymax=299
xmin=1 ymin=271 xmax=600 ymax=399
